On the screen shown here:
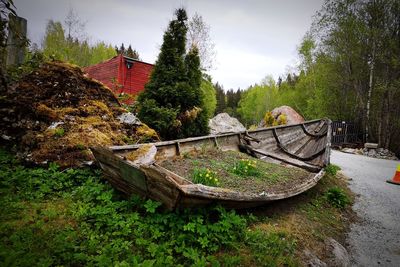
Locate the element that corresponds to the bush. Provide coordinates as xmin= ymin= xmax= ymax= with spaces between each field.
xmin=325 ymin=187 xmax=350 ymax=209
xmin=263 ymin=111 xmax=287 ymax=127
xmin=325 ymin=164 xmax=341 ymax=176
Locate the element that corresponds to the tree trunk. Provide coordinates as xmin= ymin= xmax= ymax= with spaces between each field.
xmin=384 ymin=90 xmax=391 ymax=149
xmin=365 ymin=41 xmax=375 ymax=142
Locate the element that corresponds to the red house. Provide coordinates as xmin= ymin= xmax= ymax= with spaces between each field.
xmin=84 ymin=54 xmax=154 ymax=99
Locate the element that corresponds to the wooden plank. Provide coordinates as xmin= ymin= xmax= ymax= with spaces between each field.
xmin=251 ymin=148 xmax=321 ymax=172
xmin=141 ymin=165 xmax=182 ymax=210
xmin=92 ymin=146 xmax=148 ymax=195
xmin=179 ymin=169 xmax=325 ymax=206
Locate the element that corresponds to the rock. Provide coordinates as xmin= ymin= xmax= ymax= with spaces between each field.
xmin=1 ymin=134 xmax=11 ymax=141
xmin=259 ymin=106 xmax=304 ymax=128
xmin=209 ymin=113 xmax=246 ymax=134
xmin=355 ymin=149 xmax=364 ymax=155
xmin=130 ymin=145 xmax=157 ymax=166
xmin=368 ymin=149 xmax=377 ymax=157
xmin=303 ymin=249 xmax=327 ymax=267
xmin=364 ymin=142 xmax=378 ymax=149
xmin=47 ymin=121 xmax=64 ymax=130
xmin=271 ymin=106 xmax=304 ymax=125
xmin=342 ymin=148 xmax=357 ymax=154
xmin=117 ymin=112 xmax=141 ymax=126
xmin=325 ymin=238 xmax=350 ymax=267
xmin=258 ymin=106 xmax=304 ymax=128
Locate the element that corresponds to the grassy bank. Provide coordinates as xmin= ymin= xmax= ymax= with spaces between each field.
xmin=0 ymin=148 xmax=353 ymax=266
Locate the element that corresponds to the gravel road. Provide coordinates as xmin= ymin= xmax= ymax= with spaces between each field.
xmin=331 ymin=150 xmax=400 ymax=267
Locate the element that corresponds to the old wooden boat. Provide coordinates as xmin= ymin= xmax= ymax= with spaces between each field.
xmin=91 ymin=118 xmax=332 ymax=209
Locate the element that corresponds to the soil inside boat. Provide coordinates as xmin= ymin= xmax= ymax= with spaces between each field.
xmin=159 ymin=148 xmax=312 ymax=194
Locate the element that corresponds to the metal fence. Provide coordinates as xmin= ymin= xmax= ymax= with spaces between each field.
xmin=331 ymin=121 xmax=363 ymax=146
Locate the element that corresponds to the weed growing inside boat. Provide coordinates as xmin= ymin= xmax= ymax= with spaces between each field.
xmin=54 ymin=127 xmax=65 ymax=137
xmin=233 ymin=159 xmax=260 ymax=177
xmin=192 ymin=168 xmax=220 ymax=186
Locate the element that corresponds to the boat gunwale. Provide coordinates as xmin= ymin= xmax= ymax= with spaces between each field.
xmin=109 ymin=118 xmax=328 ymax=151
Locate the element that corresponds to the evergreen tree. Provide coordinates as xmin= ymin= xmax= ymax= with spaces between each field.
xmin=214 ymin=82 xmax=226 ymax=114
xmin=126 ymin=45 xmax=140 ymax=59
xmin=137 ymin=8 xmax=209 ymax=140
xmin=118 ymin=43 xmax=125 ymax=55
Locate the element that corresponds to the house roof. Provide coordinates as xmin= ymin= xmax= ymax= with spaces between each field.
xmin=122 ymin=55 xmax=154 ymax=66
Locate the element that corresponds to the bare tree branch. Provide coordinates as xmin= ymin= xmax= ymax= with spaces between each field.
xmin=187 ymin=13 xmax=216 ymax=71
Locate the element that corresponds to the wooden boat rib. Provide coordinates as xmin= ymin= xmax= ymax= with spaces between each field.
xmin=91 ymin=118 xmax=332 ymax=209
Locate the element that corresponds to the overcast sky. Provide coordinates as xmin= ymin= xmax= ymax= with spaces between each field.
xmin=16 ymin=0 xmax=323 ymax=90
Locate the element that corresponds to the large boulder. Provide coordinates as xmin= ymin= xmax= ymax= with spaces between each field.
xmin=271 ymin=106 xmax=304 ymax=125
xmin=325 ymin=238 xmax=350 ymax=267
xmin=209 ymin=113 xmax=246 ymax=134
xmin=258 ymin=105 xmax=304 ymax=128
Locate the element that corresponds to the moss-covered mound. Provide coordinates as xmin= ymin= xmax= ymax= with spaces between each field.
xmin=0 ymin=61 xmax=159 ymax=167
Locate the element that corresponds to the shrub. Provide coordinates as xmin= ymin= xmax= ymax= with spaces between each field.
xmin=325 ymin=164 xmax=341 ymax=176
xmin=325 ymin=187 xmax=350 ymax=208
xmin=137 ymin=9 xmax=209 ymax=140
xmin=263 ymin=111 xmax=287 ymax=127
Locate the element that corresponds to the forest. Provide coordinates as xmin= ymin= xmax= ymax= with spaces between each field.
xmin=235 ymin=0 xmax=400 ymax=155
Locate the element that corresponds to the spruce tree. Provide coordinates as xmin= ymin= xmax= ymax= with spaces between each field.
xmin=137 ymin=8 xmax=209 ymax=140
xmin=126 ymin=45 xmax=140 ymax=59
xmin=215 ymin=82 xmax=226 ymax=114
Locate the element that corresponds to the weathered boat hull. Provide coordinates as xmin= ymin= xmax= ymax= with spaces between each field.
xmin=91 ymin=119 xmax=332 ymax=209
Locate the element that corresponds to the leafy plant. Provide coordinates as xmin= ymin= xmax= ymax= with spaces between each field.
xmin=233 ymin=159 xmax=260 ymax=176
xmin=192 ymin=167 xmax=219 ymax=186
xmin=325 ymin=187 xmax=350 ymax=209
xmin=0 ymin=149 xmax=250 ymax=266
xmin=54 ymin=127 xmax=65 ymax=137
xmin=325 ymin=164 xmax=341 ymax=176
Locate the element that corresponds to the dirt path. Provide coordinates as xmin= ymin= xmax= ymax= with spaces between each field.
xmin=331 ymin=150 xmax=400 ymax=267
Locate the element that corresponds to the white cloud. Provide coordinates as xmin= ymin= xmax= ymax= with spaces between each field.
xmin=210 ymin=44 xmax=289 ymax=89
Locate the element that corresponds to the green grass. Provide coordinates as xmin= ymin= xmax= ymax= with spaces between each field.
xmin=0 ymin=148 xmax=303 ymax=266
